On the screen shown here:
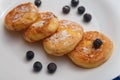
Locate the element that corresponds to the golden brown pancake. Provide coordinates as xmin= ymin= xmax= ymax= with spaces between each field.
xmin=23 ymin=12 xmax=59 ymax=43
xmin=68 ymin=31 xmax=113 ymax=68
xmin=43 ymin=20 xmax=83 ymax=56
xmin=4 ymin=2 xmax=39 ymax=31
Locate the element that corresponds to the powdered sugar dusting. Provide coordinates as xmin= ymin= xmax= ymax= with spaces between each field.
xmin=31 ymin=9 xmax=37 ymax=12
xmin=12 ymin=14 xmax=23 ymax=22
xmin=92 ymin=48 xmax=102 ymax=51
xmin=60 ymin=21 xmax=81 ymax=32
xmin=64 ymin=42 xmax=69 ymax=46
xmin=89 ymin=55 xmax=94 ymax=58
xmin=30 ymin=3 xmax=37 ymax=12
xmin=83 ymin=47 xmax=88 ymax=53
xmin=15 ymin=6 xmax=29 ymax=12
xmin=61 ymin=30 xmax=70 ymax=40
xmin=40 ymin=13 xmax=55 ymax=20
xmin=32 ymin=21 xmax=45 ymax=27
xmin=97 ymin=49 xmax=102 ymax=51
xmin=63 ymin=21 xmax=71 ymax=26
xmin=61 ymin=21 xmax=72 ymax=28
xmin=48 ymin=30 xmax=71 ymax=44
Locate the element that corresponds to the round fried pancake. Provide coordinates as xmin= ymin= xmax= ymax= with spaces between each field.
xmin=43 ymin=20 xmax=83 ymax=56
xmin=23 ymin=12 xmax=59 ymax=43
xmin=4 ymin=2 xmax=39 ymax=31
xmin=68 ymin=31 xmax=113 ymax=68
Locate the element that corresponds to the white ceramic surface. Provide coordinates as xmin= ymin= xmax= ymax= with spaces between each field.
xmin=0 ymin=0 xmax=120 ymax=80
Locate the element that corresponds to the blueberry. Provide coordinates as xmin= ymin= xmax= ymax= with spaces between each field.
xmin=47 ymin=63 xmax=57 ymax=73
xmin=62 ymin=5 xmax=70 ymax=14
xmin=93 ymin=39 xmax=103 ymax=49
xmin=71 ymin=0 xmax=79 ymax=7
xmin=83 ymin=13 xmax=92 ymax=22
xmin=78 ymin=6 xmax=85 ymax=14
xmin=33 ymin=61 xmax=42 ymax=72
xmin=34 ymin=0 xmax=41 ymax=7
xmin=26 ymin=51 xmax=34 ymax=60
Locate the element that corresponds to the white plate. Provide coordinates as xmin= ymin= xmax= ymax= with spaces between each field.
xmin=0 ymin=0 xmax=120 ymax=80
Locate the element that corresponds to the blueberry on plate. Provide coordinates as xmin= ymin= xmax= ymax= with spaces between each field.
xmin=78 ymin=6 xmax=85 ymax=14
xmin=34 ymin=0 xmax=41 ymax=7
xmin=26 ymin=51 xmax=34 ymax=60
xmin=33 ymin=61 xmax=42 ymax=72
xmin=83 ymin=13 xmax=92 ymax=22
xmin=62 ymin=5 xmax=70 ymax=14
xmin=93 ymin=39 xmax=103 ymax=49
xmin=71 ymin=0 xmax=79 ymax=7
xmin=47 ymin=63 xmax=57 ymax=73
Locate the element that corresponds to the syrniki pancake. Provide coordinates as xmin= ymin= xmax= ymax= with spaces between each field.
xmin=68 ymin=31 xmax=113 ymax=68
xmin=23 ymin=12 xmax=59 ymax=43
xmin=43 ymin=20 xmax=83 ymax=56
xmin=4 ymin=2 xmax=39 ymax=31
